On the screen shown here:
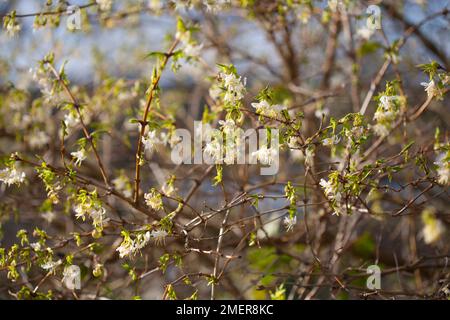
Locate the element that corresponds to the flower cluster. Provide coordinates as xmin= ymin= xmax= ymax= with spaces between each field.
xmin=219 ymin=70 xmax=246 ymax=106
xmin=96 ymin=0 xmax=113 ymax=11
xmin=434 ymin=151 xmax=450 ymax=185
xmin=116 ymin=229 xmax=168 ymax=258
xmin=176 ymin=18 xmax=203 ymax=59
xmin=73 ymin=190 xmax=107 ymax=231
xmin=251 ymin=100 xmax=286 ymax=120
xmin=421 ymin=208 xmax=445 ymax=244
xmin=0 ymin=163 xmax=26 ymax=187
xmin=372 ymin=95 xmax=401 ymax=137
xmin=144 ymin=188 xmax=163 ymax=210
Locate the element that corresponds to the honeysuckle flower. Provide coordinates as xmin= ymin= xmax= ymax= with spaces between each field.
xmin=314 ymin=108 xmax=330 ymax=119
xmin=62 ymin=265 xmax=81 ymax=287
xmin=283 ymin=215 xmax=297 ymax=232
xmin=30 ymin=242 xmax=42 ymax=251
xmin=161 ymin=183 xmax=175 ymax=196
xmin=64 ymin=112 xmax=79 ymax=129
xmin=40 ymin=259 xmax=62 ymax=271
xmin=209 ymin=85 xmax=222 ymax=101
xmin=112 ymin=175 xmax=132 ymax=198
xmin=96 ymin=0 xmax=113 ymax=11
xmin=116 ymin=231 xmax=156 ymax=258
xmin=150 ymin=229 xmax=168 ymax=245
xmin=322 ymin=135 xmax=341 ymax=146
xmin=304 ymin=148 xmax=315 ymax=167
xmin=5 ymin=21 xmax=21 ymax=37
xmin=204 ymin=0 xmax=229 ymax=13
xmin=204 ymin=139 xmax=223 ymax=163
xmin=28 ymin=130 xmax=50 ymax=149
xmin=219 ymin=119 xmax=237 ymax=135
xmin=221 ymin=72 xmax=246 ymax=105
xmin=251 ymin=100 xmax=285 ymax=119
xmin=422 ymin=209 xmax=445 ymax=244
xmin=251 ymin=145 xmax=278 ymax=165
xmin=328 ymin=0 xmax=344 ymax=12
xmin=435 ymin=152 xmax=450 ymax=185
xmin=71 ymin=149 xmax=86 ymax=166
xmin=144 ymin=189 xmax=163 ymax=210
xmin=372 ymin=123 xmax=390 ymax=137
xmin=320 ymin=179 xmax=334 ymax=197
xmin=372 ymin=95 xmax=400 ymax=137
xmin=41 ymin=211 xmax=56 ymax=223
xmin=90 ymin=206 xmax=107 ymax=229
xmin=421 ymin=79 xmax=440 ymax=98
xmin=142 ymin=130 xmax=158 ymax=153
xmin=73 ymin=190 xmax=107 ymax=230
xmin=116 ymin=238 xmax=134 ymax=258
xmin=184 ymin=42 xmax=203 ymax=58
xmin=0 ymin=167 xmax=26 ymax=186
xmin=134 ymin=232 xmax=152 ymax=251
xmin=148 ymin=0 xmax=163 ymax=11
xmin=356 ymin=26 xmax=375 ymax=40
xmin=290 ymin=149 xmax=304 ymax=162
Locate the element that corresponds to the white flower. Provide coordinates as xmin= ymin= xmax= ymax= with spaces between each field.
xmin=133 ymin=232 xmax=152 ymax=251
xmin=96 ymin=0 xmax=113 ymax=11
xmin=372 ymin=123 xmax=390 ymax=137
xmin=41 ymin=259 xmax=62 ymax=271
xmin=219 ymin=119 xmax=237 ymax=135
xmin=209 ymin=85 xmax=222 ymax=100
xmin=356 ymin=26 xmax=375 ymax=40
xmin=435 ymin=152 xmax=450 ymax=185
xmin=221 ymin=72 xmax=246 ymax=105
xmin=204 ymin=139 xmax=223 ymax=163
xmin=112 ymin=175 xmax=132 ymax=198
xmin=305 ymin=148 xmax=315 ymax=167
xmin=314 ymin=108 xmax=330 ymax=119
xmin=290 ymin=149 xmax=304 ymax=162
xmin=71 ymin=149 xmax=86 ymax=166
xmin=423 ymin=220 xmax=445 ymax=244
xmin=422 ymin=210 xmax=445 ymax=245
xmin=322 ymin=135 xmax=341 ymax=146
xmin=283 ymin=215 xmax=297 ymax=232
xmin=73 ymin=197 xmax=107 ymax=229
xmin=90 ymin=206 xmax=106 ymax=228
xmin=148 ymin=0 xmax=163 ymax=11
xmin=0 ymin=167 xmax=26 ymax=186
xmin=252 ymin=145 xmax=278 ymax=166
xmin=6 ymin=21 xmax=21 ymax=37
xmin=204 ymin=0 xmax=229 ymax=13
xmin=372 ymin=95 xmax=399 ymax=137
xmin=28 ymin=130 xmax=50 ymax=149
xmin=150 ymin=229 xmax=168 ymax=245
xmin=223 ymin=143 xmax=238 ymax=165
xmin=116 ymin=231 xmax=156 ymax=258
xmin=184 ymin=42 xmax=203 ymax=58
xmin=144 ymin=189 xmax=163 ymax=210
xmin=142 ymin=130 xmax=163 ymax=153
xmin=62 ymin=265 xmax=80 ymax=288
xmin=421 ymin=80 xmax=440 ymax=98
xmin=162 ymin=183 xmax=175 ymax=196
xmin=320 ymin=179 xmax=334 ymax=197
xmin=64 ymin=112 xmax=79 ymax=129
xmin=116 ymin=240 xmax=134 ymax=258
xmin=30 ymin=242 xmax=42 ymax=251
xmin=41 ymin=211 xmax=56 ymax=223
xmin=251 ymin=100 xmax=285 ymax=119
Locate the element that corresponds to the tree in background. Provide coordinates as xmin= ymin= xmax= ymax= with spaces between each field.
xmin=0 ymin=0 xmax=449 ymax=300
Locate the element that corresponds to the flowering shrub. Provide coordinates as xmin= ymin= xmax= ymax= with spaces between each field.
xmin=0 ymin=0 xmax=449 ymax=300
